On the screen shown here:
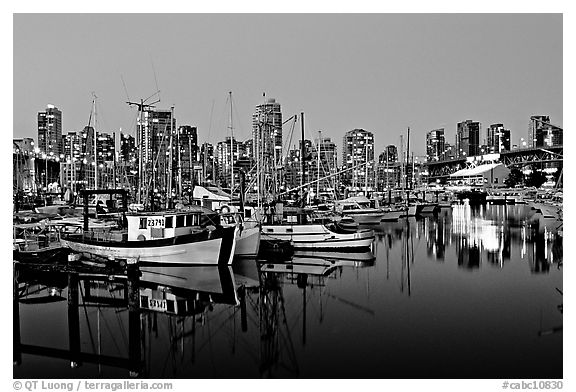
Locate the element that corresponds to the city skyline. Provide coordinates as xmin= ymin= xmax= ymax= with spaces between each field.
xmin=13 ymin=14 xmax=562 ymax=156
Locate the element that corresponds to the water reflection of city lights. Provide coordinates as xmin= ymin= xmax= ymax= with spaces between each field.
xmin=452 ymin=204 xmax=502 ymax=253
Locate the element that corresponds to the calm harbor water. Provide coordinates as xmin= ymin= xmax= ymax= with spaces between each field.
xmin=13 ymin=204 xmax=563 ymax=379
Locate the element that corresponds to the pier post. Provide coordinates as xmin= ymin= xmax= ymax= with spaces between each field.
xmin=13 ymin=265 xmax=21 ymax=366
xmin=67 ymin=272 xmax=81 ymax=368
xmin=239 ymin=286 xmax=248 ymax=332
xmin=126 ymin=264 xmax=142 ymax=377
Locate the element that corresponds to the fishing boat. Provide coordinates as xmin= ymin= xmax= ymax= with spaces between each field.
xmin=61 ymin=205 xmax=237 ymax=265
xmin=220 ymin=212 xmax=261 ymax=257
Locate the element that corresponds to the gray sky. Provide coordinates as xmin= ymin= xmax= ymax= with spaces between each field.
xmin=13 ymin=13 xmax=562 ymax=156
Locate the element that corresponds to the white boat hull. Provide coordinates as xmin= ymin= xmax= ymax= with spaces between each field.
xmin=235 ymin=226 xmax=261 ymax=257
xmin=261 ymin=224 xmax=374 ymax=249
xmin=61 ymin=227 xmax=237 ymax=265
xmin=344 ymin=212 xmax=385 ymax=224
xmin=381 ymin=209 xmax=404 ymax=221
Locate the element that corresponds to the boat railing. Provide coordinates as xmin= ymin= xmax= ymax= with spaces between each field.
xmin=81 ymin=230 xmax=125 ymax=243
xmin=13 ymin=232 xmax=61 ymax=251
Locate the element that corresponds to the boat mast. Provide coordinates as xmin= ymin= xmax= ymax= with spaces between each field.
xmin=316 ymin=130 xmax=321 ymax=199
xmin=405 ymin=127 xmax=410 ymax=202
xmin=229 ymin=91 xmax=234 ymax=199
xmin=167 ymin=106 xmax=174 ymax=209
xmin=364 ymin=134 xmax=369 ymax=197
xmin=92 ymin=93 xmax=98 ymax=190
xmin=300 ymin=112 xmax=305 ymax=203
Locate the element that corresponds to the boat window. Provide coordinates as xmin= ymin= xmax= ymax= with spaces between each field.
xmin=176 ymin=215 xmax=185 ymax=228
xmin=165 ymin=216 xmax=173 ymax=228
xmin=139 ymin=218 xmax=147 ymax=229
xmin=186 ymin=215 xmax=193 ymax=227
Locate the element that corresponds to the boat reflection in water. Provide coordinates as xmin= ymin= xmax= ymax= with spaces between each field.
xmin=14 ymin=249 xmax=374 ymax=378
xmin=14 ymin=204 xmax=562 ymax=378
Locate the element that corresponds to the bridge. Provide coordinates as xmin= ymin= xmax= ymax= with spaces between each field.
xmin=425 ymin=145 xmax=563 ymax=180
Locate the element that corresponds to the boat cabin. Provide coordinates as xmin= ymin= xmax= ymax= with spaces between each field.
xmin=125 ymin=206 xmax=220 ymax=241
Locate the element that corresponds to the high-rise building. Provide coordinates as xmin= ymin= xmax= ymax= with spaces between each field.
xmin=342 ymin=129 xmax=375 ymax=194
xmin=200 ymin=142 xmax=216 ymax=183
xmin=376 ymin=147 xmax=400 ymax=191
xmin=97 ymin=132 xmax=115 ymax=165
xmin=252 ymin=98 xmax=283 ymax=168
xmin=487 ymin=124 xmax=511 ymax=153
xmin=37 ymin=104 xmax=63 ymax=156
xmin=529 ymin=115 xmax=562 ymax=148
xmin=426 ymin=128 xmax=446 ymax=161
xmin=529 ymin=115 xmax=550 ymax=148
xmin=384 ymin=145 xmax=398 ymax=163
xmin=177 ymin=125 xmax=198 ymax=185
xmin=216 ymin=136 xmax=243 ymax=188
xmin=120 ymin=133 xmax=137 ymax=163
xmin=456 ymin=120 xmax=481 ymax=158
xmin=138 ymin=108 xmax=176 ymax=195
xmin=306 ymin=135 xmax=338 ymax=195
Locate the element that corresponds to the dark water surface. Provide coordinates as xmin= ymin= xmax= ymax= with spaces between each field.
xmin=13 ymin=204 xmax=563 ymax=379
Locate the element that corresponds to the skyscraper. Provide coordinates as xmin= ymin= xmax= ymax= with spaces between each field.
xmin=426 ymin=128 xmax=446 ymax=161
xmin=177 ymin=125 xmax=198 ymax=185
xmin=216 ymin=136 xmax=242 ymax=188
xmin=529 ymin=115 xmax=562 ymax=148
xmin=138 ymin=108 xmax=176 ymax=194
xmin=342 ymin=128 xmax=375 ymax=194
xmin=37 ymin=104 xmax=63 ymax=156
xmin=252 ymin=98 xmax=283 ymax=167
xmin=529 ymin=115 xmax=550 ymax=148
xmin=487 ymin=124 xmax=511 ymax=153
xmin=456 ymin=120 xmax=481 ymax=158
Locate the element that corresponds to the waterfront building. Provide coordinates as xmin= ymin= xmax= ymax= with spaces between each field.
xmin=139 ymin=108 xmax=176 ymax=197
xmin=120 ymin=133 xmax=137 ymax=163
xmin=487 ymin=124 xmax=511 ymax=153
xmin=529 ymin=115 xmax=550 ymax=148
xmin=178 ymin=125 xmax=199 ymax=186
xmin=216 ymin=136 xmax=243 ymax=188
xmin=426 ymin=128 xmax=446 ymax=162
xmin=37 ymin=104 xmax=63 ymax=156
xmin=252 ymin=98 xmax=283 ymax=169
xmin=376 ymin=150 xmax=400 ymax=192
xmin=200 ymin=142 xmax=216 ymax=184
xmin=529 ymin=115 xmax=562 ymax=148
xmin=385 ymin=144 xmax=398 ymax=163
xmin=456 ymin=120 xmax=481 ymax=158
xmin=342 ymin=129 xmax=375 ymax=195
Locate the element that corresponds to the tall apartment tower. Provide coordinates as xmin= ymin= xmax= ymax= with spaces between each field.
xmin=138 ymin=108 xmax=176 ymax=194
xmin=487 ymin=124 xmax=511 ymax=153
xmin=178 ymin=125 xmax=199 ymax=184
xmin=342 ymin=128 xmax=375 ymax=193
xmin=456 ymin=120 xmax=481 ymax=158
xmin=252 ymin=98 xmax=283 ymax=167
xmin=426 ymin=128 xmax=446 ymax=161
xmin=37 ymin=104 xmax=63 ymax=156
xmin=529 ymin=115 xmax=562 ymax=148
xmin=529 ymin=115 xmax=550 ymax=148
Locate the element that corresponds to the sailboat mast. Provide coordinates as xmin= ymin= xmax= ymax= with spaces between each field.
xmin=316 ymin=130 xmax=321 ymax=199
xmin=137 ymin=100 xmax=143 ymax=205
xmin=405 ymin=127 xmax=410 ymax=191
xmin=300 ymin=112 xmax=305 ymax=202
xmin=167 ymin=106 xmax=174 ymax=209
xmin=229 ymin=91 xmax=234 ymax=199
xmin=93 ymin=94 xmax=98 ymax=190
xmin=364 ymin=135 xmax=369 ymax=197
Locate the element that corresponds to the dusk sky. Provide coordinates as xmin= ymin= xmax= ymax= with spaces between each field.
xmin=13 ymin=13 xmax=562 ymax=156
